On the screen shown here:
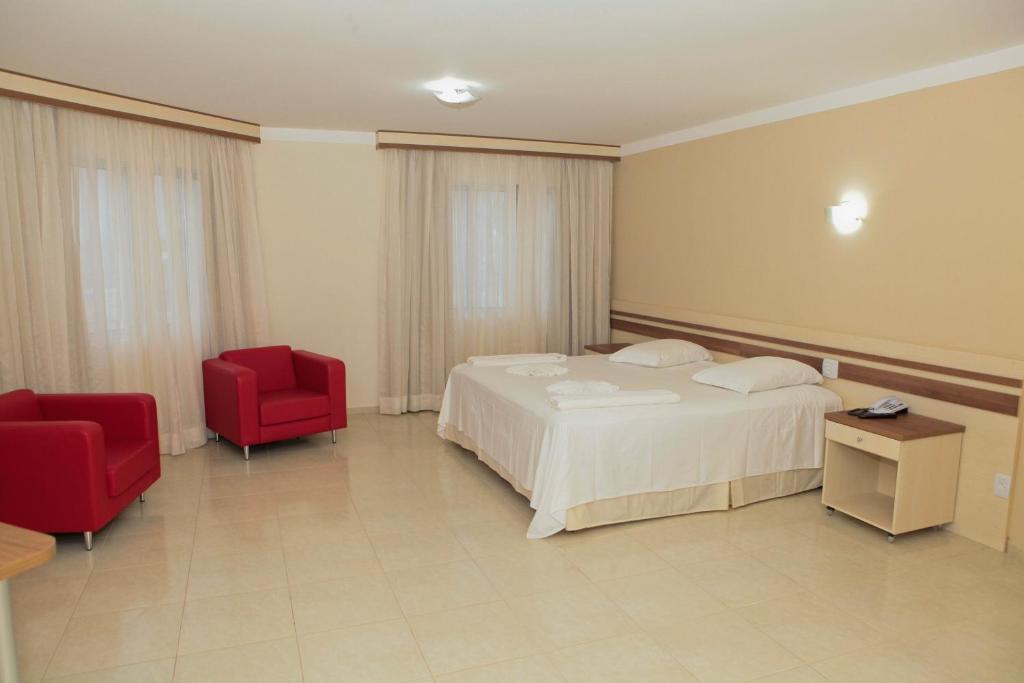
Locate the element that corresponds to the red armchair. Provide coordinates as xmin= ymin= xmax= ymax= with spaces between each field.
xmin=0 ymin=389 xmax=160 ymax=550
xmin=202 ymin=345 xmax=347 ymax=459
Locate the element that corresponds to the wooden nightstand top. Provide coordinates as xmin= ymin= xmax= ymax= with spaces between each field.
xmin=583 ymin=343 xmax=630 ymax=355
xmin=825 ymin=411 xmax=965 ymax=441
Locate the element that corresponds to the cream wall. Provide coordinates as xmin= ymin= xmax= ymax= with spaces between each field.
xmin=613 ymin=68 xmax=1024 ymax=550
xmin=254 ymin=140 xmax=381 ymax=409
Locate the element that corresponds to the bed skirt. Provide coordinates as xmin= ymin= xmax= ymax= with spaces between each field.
xmin=441 ymin=424 xmax=823 ymax=532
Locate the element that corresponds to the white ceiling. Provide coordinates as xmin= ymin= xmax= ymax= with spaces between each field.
xmin=2 ymin=0 xmax=1023 ymax=145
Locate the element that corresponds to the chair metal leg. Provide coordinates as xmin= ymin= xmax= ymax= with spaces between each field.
xmin=331 ymin=429 xmax=337 ymax=444
xmin=243 ymin=445 xmax=250 ymax=461
xmin=214 ymin=432 xmax=220 ymax=442
xmin=83 ymin=531 xmax=93 ymax=551
xmin=139 ymin=492 xmax=146 ymax=503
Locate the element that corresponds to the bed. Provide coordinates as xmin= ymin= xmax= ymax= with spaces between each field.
xmin=437 ymin=354 xmax=843 ymax=537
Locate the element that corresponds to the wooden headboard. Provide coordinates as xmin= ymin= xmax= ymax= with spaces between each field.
xmin=603 ymin=310 xmax=1020 ymax=416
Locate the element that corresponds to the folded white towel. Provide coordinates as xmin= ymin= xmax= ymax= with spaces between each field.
xmin=549 ymin=390 xmax=681 ymax=411
xmin=546 ymin=380 xmax=619 ymax=395
xmin=506 ymin=363 xmax=570 ymax=377
xmin=468 ymin=353 xmax=568 ymax=367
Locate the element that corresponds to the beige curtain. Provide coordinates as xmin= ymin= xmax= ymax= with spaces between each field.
xmin=0 ymin=96 xmax=268 ymax=453
xmin=379 ymin=148 xmax=611 ymax=414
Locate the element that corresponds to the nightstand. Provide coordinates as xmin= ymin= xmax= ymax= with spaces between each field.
xmin=583 ymin=343 xmax=630 ymax=356
xmin=821 ymin=411 xmax=964 ymax=542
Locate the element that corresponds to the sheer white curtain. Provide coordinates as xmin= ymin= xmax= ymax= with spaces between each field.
xmin=379 ymin=149 xmax=611 ymax=414
xmin=0 ymin=96 xmax=268 ymax=453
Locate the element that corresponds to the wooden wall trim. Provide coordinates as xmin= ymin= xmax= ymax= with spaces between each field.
xmin=375 ymin=142 xmax=619 ymax=162
xmin=0 ymin=68 xmax=261 ymax=142
xmin=611 ymin=310 xmax=1021 ymax=388
xmin=0 ymin=89 xmax=261 ymax=142
xmin=376 ymin=129 xmax=619 ymax=148
xmin=375 ymin=130 xmax=620 ymax=161
xmin=611 ymin=317 xmax=1020 ymax=417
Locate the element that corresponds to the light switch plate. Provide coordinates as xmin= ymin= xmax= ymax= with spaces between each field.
xmin=822 ymin=358 xmax=839 ymax=380
xmin=995 ymin=473 xmax=1012 ymax=499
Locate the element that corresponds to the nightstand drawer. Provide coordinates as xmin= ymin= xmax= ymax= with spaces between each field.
xmin=825 ymin=421 xmax=900 ymax=460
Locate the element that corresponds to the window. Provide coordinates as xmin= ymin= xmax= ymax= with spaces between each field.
xmin=450 ymin=184 xmax=516 ymax=310
xmin=76 ymin=166 xmax=206 ymax=339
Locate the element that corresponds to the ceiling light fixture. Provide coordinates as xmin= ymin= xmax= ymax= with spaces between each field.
xmin=827 ymin=191 xmax=869 ymax=235
xmin=424 ymin=77 xmax=480 ymax=106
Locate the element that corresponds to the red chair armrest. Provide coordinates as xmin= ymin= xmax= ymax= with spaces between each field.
xmin=38 ymin=393 xmax=157 ymax=442
xmin=0 ymin=421 xmax=108 ymax=528
xmin=293 ymin=351 xmax=347 ymax=428
xmin=202 ymin=358 xmax=259 ymax=445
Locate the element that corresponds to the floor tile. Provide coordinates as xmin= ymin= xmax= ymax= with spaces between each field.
xmin=185 ymin=549 xmax=288 ymax=600
xmin=902 ymin=616 xmax=1024 ymax=682
xmin=506 ymin=583 xmax=638 ymax=651
xmin=47 ymin=604 xmax=183 ymax=678
xmin=654 ymin=610 xmax=801 ymax=683
xmin=75 ymin=564 xmax=188 ymax=616
xmin=735 ymin=594 xmax=885 ymax=662
xmin=43 ymin=658 xmax=175 ymax=682
xmin=192 ymin=518 xmax=281 ymax=558
xmin=676 ymin=553 xmax=803 ymax=608
xmin=172 ymin=637 xmax=303 ymax=682
xmin=196 ymin=495 xmax=276 ymax=527
xmin=290 ymin=573 xmax=403 ymax=634
xmin=812 ymin=643 xmax=958 ymax=683
xmin=433 ymin=655 xmax=565 ymax=682
xmin=550 ymin=632 xmax=697 ymax=682
xmin=386 ymin=559 xmax=500 ymax=616
xmin=273 ymin=486 xmax=354 ymax=517
xmin=90 ymin=533 xmax=193 ymax=572
xmin=370 ymin=527 xmax=469 ymax=571
xmin=177 ymin=587 xmax=294 ymax=655
xmin=809 ymin=574 xmax=966 ymax=640
xmin=354 ymin=495 xmax=446 ymax=537
xmin=474 ymin=546 xmax=588 ymax=599
xmin=751 ymin=665 xmax=828 ymax=682
xmin=277 ymin=509 xmax=365 ymax=547
xmin=449 ymin=518 xmax=541 ymax=559
xmin=595 ymin=567 xmax=727 ymax=631
xmin=407 ymin=601 xmax=540 ymax=675
xmin=105 ymin=510 xmax=198 ymax=543
xmin=299 ymin=618 xmax=431 ymax=683
xmin=282 ymin=535 xmax=382 ymax=585
xmin=559 ymin=533 xmax=669 ymax=582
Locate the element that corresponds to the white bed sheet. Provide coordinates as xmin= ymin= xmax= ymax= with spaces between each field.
xmin=437 ymin=355 xmax=842 ymax=538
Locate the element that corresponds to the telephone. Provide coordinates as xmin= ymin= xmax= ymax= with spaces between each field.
xmin=847 ymin=396 xmax=909 ymax=419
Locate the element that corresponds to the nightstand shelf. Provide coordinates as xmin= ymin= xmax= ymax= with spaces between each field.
xmin=821 ymin=411 xmax=964 ymax=541
xmin=827 ymin=491 xmax=895 ymax=532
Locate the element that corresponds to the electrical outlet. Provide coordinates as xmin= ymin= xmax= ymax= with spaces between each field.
xmin=822 ymin=358 xmax=839 ymax=380
xmin=995 ymin=473 xmax=1012 ymax=499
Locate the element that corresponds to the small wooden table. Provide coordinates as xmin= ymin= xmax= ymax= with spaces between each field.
xmin=821 ymin=411 xmax=964 ymax=542
xmin=583 ymin=343 xmax=630 ymax=355
xmin=0 ymin=524 xmax=55 ymax=683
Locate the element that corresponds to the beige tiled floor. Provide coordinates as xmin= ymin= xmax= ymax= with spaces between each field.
xmin=11 ymin=413 xmax=1024 ymax=682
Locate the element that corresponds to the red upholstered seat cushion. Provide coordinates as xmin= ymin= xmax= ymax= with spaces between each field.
xmin=0 ymin=389 xmax=42 ymax=421
xmin=220 ymin=346 xmax=297 ymax=393
xmin=106 ymin=439 xmax=156 ymax=496
xmin=259 ymin=389 xmax=330 ymax=426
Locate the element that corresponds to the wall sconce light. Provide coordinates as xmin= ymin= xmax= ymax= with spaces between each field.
xmin=827 ymin=191 xmax=868 ymax=234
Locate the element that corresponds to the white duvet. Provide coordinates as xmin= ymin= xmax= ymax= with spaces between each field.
xmin=437 ymin=355 xmax=842 ymax=538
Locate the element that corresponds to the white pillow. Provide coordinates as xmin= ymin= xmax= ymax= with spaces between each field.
xmin=608 ymin=339 xmax=712 ymax=368
xmin=691 ymin=356 xmax=822 ymax=393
